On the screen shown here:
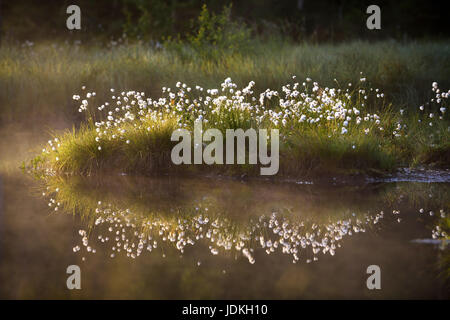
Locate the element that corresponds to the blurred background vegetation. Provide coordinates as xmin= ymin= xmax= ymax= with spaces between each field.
xmin=1 ymin=0 xmax=450 ymax=43
xmin=0 ymin=0 xmax=449 ymax=129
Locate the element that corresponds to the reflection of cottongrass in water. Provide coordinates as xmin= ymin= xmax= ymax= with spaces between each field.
xmin=72 ymin=202 xmax=385 ymax=265
xmin=38 ymin=176 xmax=449 ymax=266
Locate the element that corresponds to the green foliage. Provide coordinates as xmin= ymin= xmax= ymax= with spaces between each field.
xmin=122 ymin=0 xmax=174 ymax=40
xmin=3 ymin=39 xmax=450 ymax=177
xmin=4 ymin=0 xmax=450 ymax=42
xmin=1 ymin=40 xmax=450 ymax=126
xmin=165 ymin=4 xmax=252 ymax=60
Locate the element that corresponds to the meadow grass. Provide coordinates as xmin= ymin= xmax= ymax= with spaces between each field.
xmin=2 ymin=39 xmax=450 ymax=124
xmin=26 ymin=74 xmax=449 ymax=177
xmin=3 ymin=39 xmax=448 ymax=177
xmin=48 ymin=117 xmax=178 ymax=174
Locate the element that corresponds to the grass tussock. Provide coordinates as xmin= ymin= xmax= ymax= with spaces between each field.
xmin=46 ymin=117 xmax=179 ymax=175
xmin=26 ymin=75 xmax=449 ymax=178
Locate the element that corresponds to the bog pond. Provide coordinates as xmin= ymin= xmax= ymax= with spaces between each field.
xmin=0 ymin=170 xmax=448 ymax=299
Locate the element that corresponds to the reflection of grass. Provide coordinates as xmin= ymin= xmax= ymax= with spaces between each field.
xmin=38 ymin=175 xmax=379 ymax=263
xmin=39 ymin=175 xmax=449 ymax=229
xmin=437 ymin=216 xmax=450 ymax=287
xmin=37 ymin=175 xmax=450 ymax=265
xmin=381 ymin=182 xmax=450 ymax=212
xmin=43 ymin=176 xmax=363 ymax=215
xmin=379 ymin=182 xmax=450 ymax=284
xmin=39 ymin=175 xmax=376 ymax=244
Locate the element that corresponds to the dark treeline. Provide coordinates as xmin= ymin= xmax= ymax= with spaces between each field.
xmin=1 ymin=0 xmax=450 ymax=42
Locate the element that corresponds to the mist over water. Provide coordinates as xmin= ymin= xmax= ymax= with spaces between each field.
xmin=0 ymin=154 xmax=448 ymax=298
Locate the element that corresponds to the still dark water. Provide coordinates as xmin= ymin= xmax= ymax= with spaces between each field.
xmin=0 ymin=170 xmax=448 ymax=299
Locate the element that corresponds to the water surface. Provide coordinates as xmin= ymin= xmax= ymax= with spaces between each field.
xmin=0 ymin=172 xmax=448 ymax=299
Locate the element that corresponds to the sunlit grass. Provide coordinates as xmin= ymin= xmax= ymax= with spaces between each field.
xmin=26 ymin=74 xmax=449 ymax=177
xmin=46 ymin=116 xmax=179 ymax=174
xmin=2 ymin=39 xmax=450 ymax=124
xmin=2 ymin=39 xmax=446 ymax=177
